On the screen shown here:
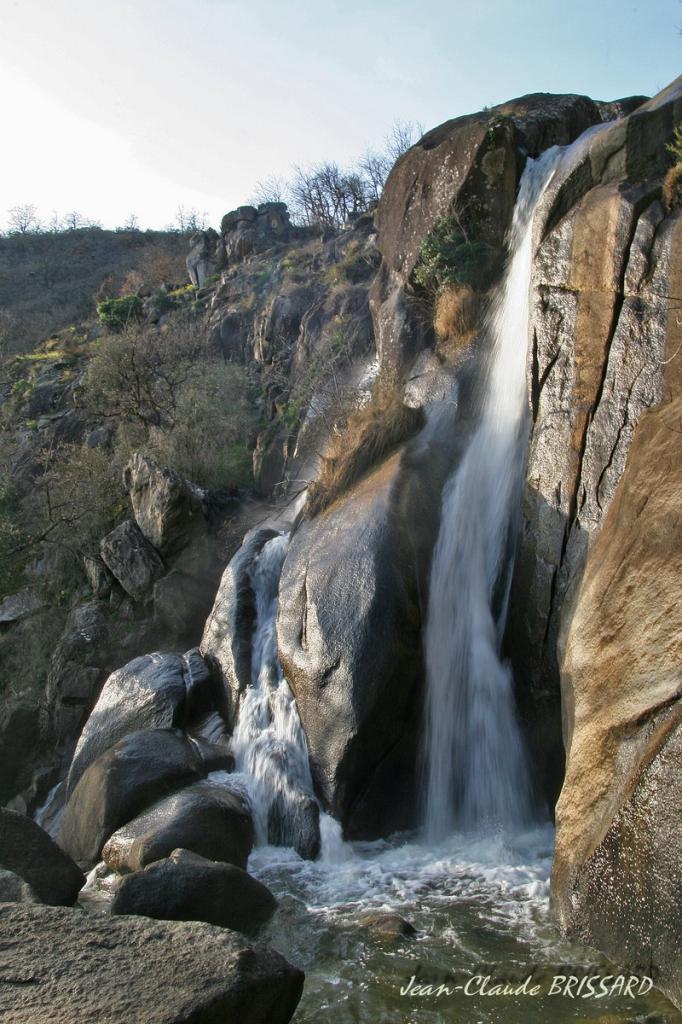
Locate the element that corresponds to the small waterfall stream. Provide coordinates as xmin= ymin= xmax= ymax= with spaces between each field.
xmin=423 ymin=148 xmax=563 ymax=839
xmin=229 ymin=533 xmax=323 ymax=859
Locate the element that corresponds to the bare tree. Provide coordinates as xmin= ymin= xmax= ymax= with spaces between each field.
xmin=63 ymin=211 xmax=87 ymax=231
xmin=358 ymin=149 xmax=391 ymax=204
xmin=46 ymin=211 xmax=63 ymax=233
xmin=174 ymin=205 xmax=208 ymax=233
xmin=123 ymin=212 xmax=140 ymax=231
xmin=251 ymin=176 xmax=288 ymax=206
xmin=289 ymin=162 xmax=370 ymax=230
xmin=385 ymin=119 xmax=424 ymax=162
xmin=7 ymin=204 xmax=41 ymax=234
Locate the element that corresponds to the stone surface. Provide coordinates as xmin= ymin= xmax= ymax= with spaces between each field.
xmin=100 ymin=519 xmax=165 ymax=601
xmin=357 ymin=910 xmax=417 ymax=940
xmin=65 ymin=649 xmax=212 ymax=796
xmin=0 ymin=868 xmax=40 ymax=903
xmin=111 ymin=848 xmax=277 ymax=934
xmin=267 ymin=791 xmax=321 ymax=861
xmin=277 ymin=391 xmax=472 ymax=838
xmin=505 ymin=79 xmax=682 ymax=801
xmin=186 ymin=226 xmax=225 ymax=287
xmin=0 ymin=701 xmax=46 ymax=805
xmin=0 ymin=588 xmax=45 ymax=624
xmin=0 ymin=902 xmax=303 ymax=1024
xmin=124 ymin=453 xmax=208 ymax=556
xmin=102 ymin=780 xmax=254 ymax=872
xmin=372 ymin=92 xmax=605 ymax=372
xmin=0 ymin=809 xmax=84 ymax=906
xmin=201 ymin=527 xmax=279 ymax=727
xmin=59 ymin=728 xmax=232 ymax=865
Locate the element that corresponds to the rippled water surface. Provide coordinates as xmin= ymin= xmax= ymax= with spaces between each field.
xmin=249 ymin=823 xmax=682 ymax=1024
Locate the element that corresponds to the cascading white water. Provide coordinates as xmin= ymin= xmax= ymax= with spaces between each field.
xmin=230 ymin=533 xmax=318 ymax=848
xmin=423 ymin=148 xmax=564 ymax=840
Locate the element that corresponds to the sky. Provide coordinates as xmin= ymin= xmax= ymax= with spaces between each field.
xmin=1 ymin=0 xmax=680 ymax=231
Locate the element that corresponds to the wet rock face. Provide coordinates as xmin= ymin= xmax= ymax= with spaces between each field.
xmin=277 ymin=396 xmax=472 ymax=839
xmin=557 ymin=720 xmax=682 ymax=1008
xmin=111 ymin=848 xmax=277 ymax=935
xmin=500 ymin=77 xmax=682 ymax=1009
xmin=201 ymin=527 xmax=279 ymax=727
xmin=507 ymin=80 xmax=682 ymax=804
xmin=0 ymin=902 xmax=304 ymax=1024
xmin=102 ymin=780 xmax=254 ymax=872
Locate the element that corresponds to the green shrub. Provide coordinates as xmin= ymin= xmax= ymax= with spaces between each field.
xmin=666 ymin=124 xmax=682 ymax=164
xmin=97 ymin=294 xmax=143 ymax=331
xmin=413 ymin=215 xmax=491 ymax=296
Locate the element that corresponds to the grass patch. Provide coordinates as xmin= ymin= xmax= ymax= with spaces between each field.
xmin=433 ymin=283 xmax=483 ymax=359
xmin=306 ymin=376 xmax=424 ymax=518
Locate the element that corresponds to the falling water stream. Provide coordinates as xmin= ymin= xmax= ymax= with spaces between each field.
xmin=422 ymin=149 xmax=561 ymax=839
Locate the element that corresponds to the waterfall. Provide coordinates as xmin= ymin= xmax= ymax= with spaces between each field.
xmin=423 ymin=148 xmax=563 ymax=840
xmin=229 ymin=533 xmax=320 ymax=857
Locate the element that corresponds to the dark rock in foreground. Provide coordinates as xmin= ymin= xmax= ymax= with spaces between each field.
xmin=0 ymin=809 xmax=84 ymax=906
xmin=111 ymin=847 xmax=276 ymax=934
xmin=0 ymin=902 xmax=303 ymax=1024
xmin=102 ymin=780 xmax=253 ymax=872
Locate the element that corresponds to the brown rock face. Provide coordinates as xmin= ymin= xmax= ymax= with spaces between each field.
xmin=371 ymin=93 xmax=605 ymax=372
xmin=500 ymin=75 xmax=682 ymax=1007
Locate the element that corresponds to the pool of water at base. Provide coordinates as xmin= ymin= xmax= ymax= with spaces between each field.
xmin=247 ymin=822 xmax=682 ymax=1024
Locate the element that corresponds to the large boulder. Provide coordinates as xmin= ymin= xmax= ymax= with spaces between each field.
xmin=505 ymin=78 xmax=682 ymax=803
xmin=66 ymin=649 xmax=212 ymax=796
xmin=0 ymin=809 xmax=84 ymax=906
xmin=201 ymin=527 xmax=279 ymax=727
xmin=277 ymin=388 xmax=472 ymax=839
xmin=59 ymin=729 xmax=233 ymax=866
xmin=372 ymin=93 xmax=606 ymax=372
xmin=111 ymin=848 xmax=277 ymax=934
xmin=0 ymin=902 xmax=303 ymax=1024
xmin=102 ymin=780 xmax=254 ymax=872
xmin=100 ymin=519 xmax=165 ymax=601
xmin=124 ymin=453 xmax=208 ymax=556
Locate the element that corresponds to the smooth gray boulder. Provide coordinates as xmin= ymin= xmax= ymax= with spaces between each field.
xmin=66 ymin=649 xmax=211 ymax=796
xmin=0 ymin=809 xmax=84 ymax=906
xmin=100 ymin=519 xmax=165 ymax=601
xmin=102 ymin=780 xmax=253 ymax=872
xmin=111 ymin=847 xmax=276 ymax=934
xmin=0 ymin=902 xmax=303 ymax=1024
xmin=59 ymin=729 xmax=233 ymax=865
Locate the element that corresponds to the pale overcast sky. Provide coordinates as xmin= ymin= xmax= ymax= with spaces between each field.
xmin=1 ymin=0 xmax=680 ymax=230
